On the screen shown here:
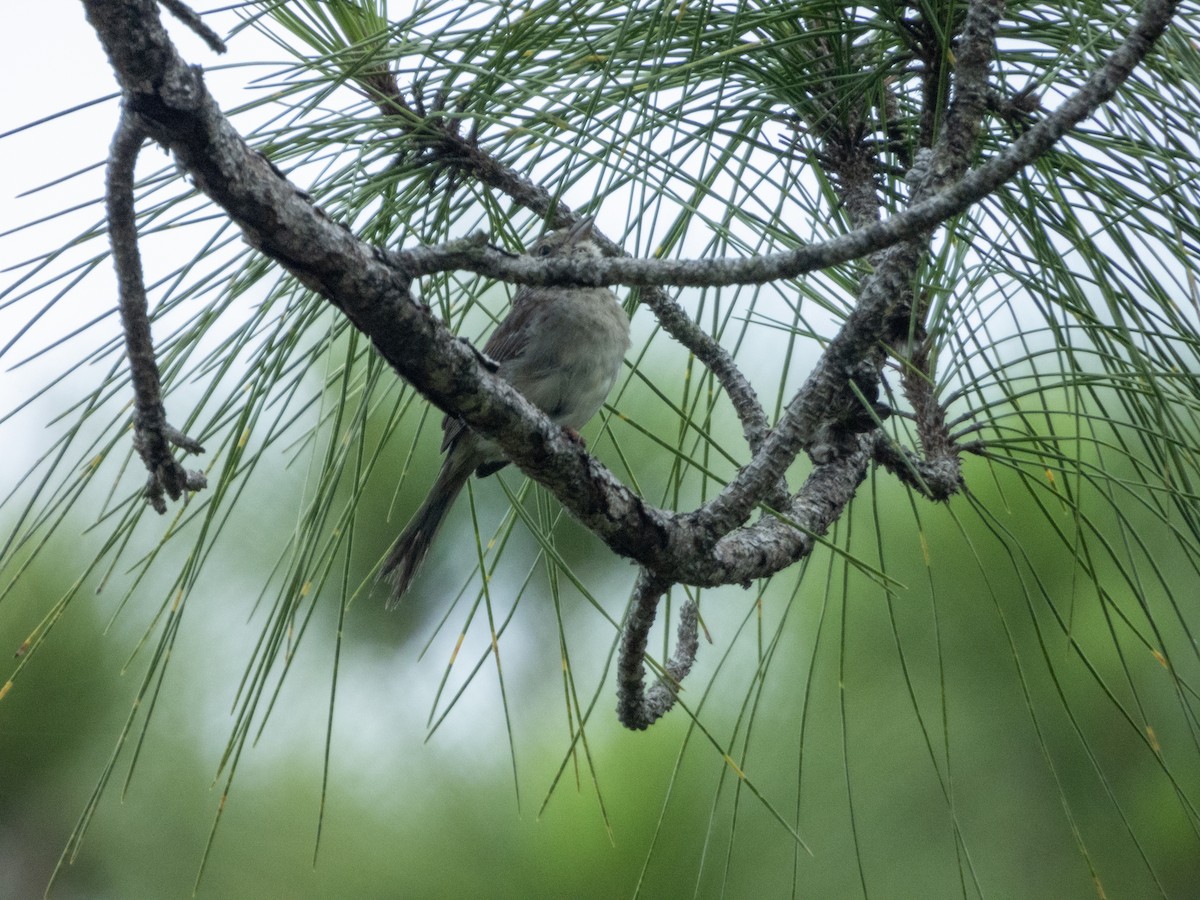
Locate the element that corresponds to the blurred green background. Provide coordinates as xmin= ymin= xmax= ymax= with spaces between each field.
xmin=3 ymin=365 xmax=1197 ymax=899
xmin=3 ymin=2 xmax=1199 ymax=897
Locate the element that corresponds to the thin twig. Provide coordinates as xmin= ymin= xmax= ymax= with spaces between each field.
xmin=890 ymin=0 xmax=1005 ymax=475
xmin=158 ymin=0 xmax=226 ymax=53
xmin=933 ymin=0 xmax=1006 ymax=188
xmin=616 ymin=571 xmax=700 ymax=730
xmin=106 ymin=108 xmax=206 ymax=512
xmin=380 ymin=99 xmax=775 ymax=455
xmin=82 ymin=0 xmax=1182 ymax=587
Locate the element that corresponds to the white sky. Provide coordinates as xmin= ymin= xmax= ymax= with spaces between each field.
xmin=0 ymin=7 xmax=272 ymax=480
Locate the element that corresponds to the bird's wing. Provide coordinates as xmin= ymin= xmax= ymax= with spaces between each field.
xmin=480 ymin=295 xmax=539 ymax=363
xmin=440 ymin=293 xmax=542 ymax=451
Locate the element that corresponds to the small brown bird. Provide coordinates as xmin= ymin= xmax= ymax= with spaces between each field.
xmin=383 ymin=218 xmax=630 ymax=603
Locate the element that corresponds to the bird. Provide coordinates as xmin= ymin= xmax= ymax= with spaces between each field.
xmin=383 ymin=217 xmax=630 ymax=604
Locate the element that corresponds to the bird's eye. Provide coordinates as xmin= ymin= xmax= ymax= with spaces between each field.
xmin=535 ymin=244 xmax=553 ymax=257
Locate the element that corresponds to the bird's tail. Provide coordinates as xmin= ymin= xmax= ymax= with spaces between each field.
xmin=382 ymin=454 xmax=473 ymax=606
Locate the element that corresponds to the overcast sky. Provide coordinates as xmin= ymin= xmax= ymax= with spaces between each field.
xmin=0 ymin=8 xmax=271 ymax=483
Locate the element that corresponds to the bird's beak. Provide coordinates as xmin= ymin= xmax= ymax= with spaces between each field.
xmin=566 ymin=216 xmax=595 ymax=243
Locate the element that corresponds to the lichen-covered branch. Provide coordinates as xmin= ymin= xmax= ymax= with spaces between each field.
xmin=106 ymin=108 xmax=206 ymax=513
xmin=397 ymin=0 xmax=1175 ymax=293
xmin=157 ymin=0 xmax=225 ymax=52
xmin=934 ymin=0 xmax=1006 ymax=188
xmin=616 ymin=572 xmax=700 ymax=730
xmin=894 ymin=0 xmax=1005 ymax=474
xmin=82 ymin=0 xmax=1181 ymax=592
xmin=375 ymin=99 xmax=774 ymax=455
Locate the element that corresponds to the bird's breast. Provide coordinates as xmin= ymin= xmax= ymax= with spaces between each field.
xmin=509 ymin=289 xmax=629 ymax=430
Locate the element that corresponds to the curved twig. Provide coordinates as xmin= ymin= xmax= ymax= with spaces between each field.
xmin=391 ymin=0 xmax=1178 ymax=292
xmin=82 ymin=0 xmax=1181 ymax=586
xmin=616 ymin=571 xmax=701 ymax=731
xmin=106 ymin=108 xmax=206 ymax=513
xmin=376 ymin=101 xmax=775 ymax=458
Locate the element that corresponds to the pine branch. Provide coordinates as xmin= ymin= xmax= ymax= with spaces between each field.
xmin=106 ymin=107 xmax=206 ymax=513
xmin=80 ymin=0 xmax=1182 ymax=594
